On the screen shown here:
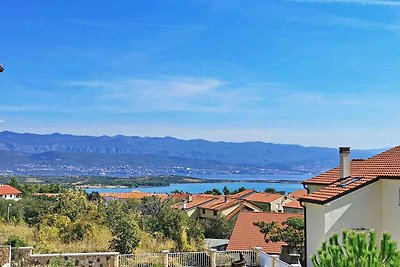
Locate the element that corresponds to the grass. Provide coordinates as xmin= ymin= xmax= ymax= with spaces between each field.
xmin=0 ymin=222 xmax=112 ymax=253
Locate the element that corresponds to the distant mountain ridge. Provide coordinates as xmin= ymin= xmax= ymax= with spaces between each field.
xmin=0 ymin=131 xmax=384 ymax=177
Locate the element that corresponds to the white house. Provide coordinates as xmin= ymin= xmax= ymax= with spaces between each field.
xmin=300 ymin=146 xmax=400 ymax=266
xmin=0 ymin=184 xmax=22 ymax=201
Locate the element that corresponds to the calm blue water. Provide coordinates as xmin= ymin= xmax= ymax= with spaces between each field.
xmin=86 ymin=181 xmax=306 ymax=194
xmin=180 ymin=173 xmax=311 ymax=181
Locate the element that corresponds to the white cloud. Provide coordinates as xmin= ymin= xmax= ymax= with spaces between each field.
xmin=67 ymin=77 xmax=241 ymax=113
xmin=288 ymin=0 xmax=400 ymax=7
xmin=0 ymin=119 xmax=4 ymax=123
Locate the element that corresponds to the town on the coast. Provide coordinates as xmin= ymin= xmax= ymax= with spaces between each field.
xmin=2 ymin=146 xmax=400 ymax=266
xmin=1 ymin=1 xmax=398 ymax=266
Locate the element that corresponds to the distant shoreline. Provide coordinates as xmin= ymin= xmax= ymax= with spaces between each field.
xmin=78 ymin=179 xmax=303 ymax=189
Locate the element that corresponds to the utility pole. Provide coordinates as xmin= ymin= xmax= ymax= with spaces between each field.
xmin=7 ymin=203 xmax=11 ymax=221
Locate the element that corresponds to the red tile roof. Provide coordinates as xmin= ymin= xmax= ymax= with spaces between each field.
xmin=283 ymin=199 xmax=303 ymax=210
xmin=0 ymin=185 xmax=22 ymax=195
xmin=302 ymin=146 xmax=400 ymax=204
xmin=244 ymin=192 xmax=284 ymax=203
xmin=284 ymin=190 xmax=307 ymax=210
xmin=175 ymin=194 xmax=216 ymax=209
xmin=227 ymin=212 xmax=303 ymax=254
xmin=231 ymin=189 xmax=256 ymax=199
xmin=288 ymin=189 xmax=307 ymax=199
xmin=200 ymin=198 xmax=241 ymax=211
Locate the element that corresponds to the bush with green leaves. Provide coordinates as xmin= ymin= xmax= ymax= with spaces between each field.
xmin=312 ymin=230 xmax=400 ymax=267
xmin=5 ymin=235 xmax=27 ymax=247
xmin=201 ymin=214 xmax=233 ymax=239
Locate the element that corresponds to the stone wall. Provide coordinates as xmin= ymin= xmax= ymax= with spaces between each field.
xmin=11 ymin=247 xmax=119 ymax=267
xmin=0 ymin=246 xmax=11 ymax=267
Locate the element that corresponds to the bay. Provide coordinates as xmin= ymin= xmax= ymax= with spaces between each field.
xmin=85 ymin=174 xmax=314 ymax=194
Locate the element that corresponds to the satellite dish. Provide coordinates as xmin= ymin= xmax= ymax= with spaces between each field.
xmin=0 ymin=65 xmax=4 ymax=73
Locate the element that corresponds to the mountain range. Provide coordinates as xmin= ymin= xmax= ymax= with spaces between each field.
xmin=0 ymin=131 xmax=384 ymax=177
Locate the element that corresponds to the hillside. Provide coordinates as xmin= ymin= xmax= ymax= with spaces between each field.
xmin=0 ymin=131 xmax=383 ymax=177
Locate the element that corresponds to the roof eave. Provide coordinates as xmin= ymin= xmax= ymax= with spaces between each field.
xmin=300 ymin=177 xmax=380 ymax=205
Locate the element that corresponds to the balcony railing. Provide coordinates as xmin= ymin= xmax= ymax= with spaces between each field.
xmin=119 ymin=248 xmax=293 ymax=267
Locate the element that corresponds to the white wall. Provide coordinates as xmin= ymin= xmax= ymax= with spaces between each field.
xmin=381 ymin=179 xmax=400 ymax=245
xmin=307 ymin=184 xmax=326 ymax=194
xmin=305 ymin=203 xmax=325 ymax=267
xmin=306 ymin=181 xmax=383 ymax=266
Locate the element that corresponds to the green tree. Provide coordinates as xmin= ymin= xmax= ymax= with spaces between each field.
xmin=255 ymin=217 xmax=304 ymax=264
xmin=231 ymin=187 xmax=246 ymax=195
xmin=201 ymin=214 xmax=233 ymax=239
xmin=108 ymin=212 xmax=141 ymax=254
xmin=21 ymin=196 xmax=57 ymax=225
xmin=264 ymin=188 xmax=285 ymax=195
xmin=312 ymin=230 xmax=400 ymax=267
xmin=223 ymin=186 xmax=230 ymax=195
xmin=7 ymin=177 xmax=21 ymax=190
xmin=55 ymin=190 xmax=100 ymax=223
xmin=203 ymin=189 xmax=222 ymax=195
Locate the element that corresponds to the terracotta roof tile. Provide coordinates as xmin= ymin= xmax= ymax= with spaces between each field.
xmin=288 ymin=190 xmax=307 ymax=199
xmin=300 ymin=146 xmax=400 ymax=204
xmin=283 ymin=199 xmax=303 ymax=210
xmin=226 ymin=206 xmax=244 ymax=220
xmin=175 ymin=195 xmax=217 ymax=209
xmin=244 ymin=192 xmax=284 ymax=203
xmin=0 ymin=185 xmax=22 ymax=195
xmin=302 ymin=146 xmax=400 ymax=204
xmin=304 ymin=146 xmax=400 ymax=185
xmin=200 ymin=198 xmax=241 ymax=211
xmin=227 ymin=212 xmax=303 ymax=254
xmin=231 ymin=189 xmax=256 ymax=199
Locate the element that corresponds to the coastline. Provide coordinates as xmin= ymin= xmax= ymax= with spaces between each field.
xmin=79 ymin=178 xmax=304 ymax=189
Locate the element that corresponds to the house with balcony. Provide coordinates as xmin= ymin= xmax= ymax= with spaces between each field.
xmin=300 ymin=146 xmax=400 ymax=266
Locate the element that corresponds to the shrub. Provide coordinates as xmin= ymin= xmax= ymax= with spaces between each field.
xmin=5 ymin=235 xmax=27 ymax=247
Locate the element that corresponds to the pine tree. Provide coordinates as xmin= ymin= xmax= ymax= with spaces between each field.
xmin=312 ymin=230 xmax=400 ymax=267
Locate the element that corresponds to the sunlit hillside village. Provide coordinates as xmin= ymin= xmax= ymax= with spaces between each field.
xmin=2 ymin=145 xmax=400 ymax=266
xmin=2 ymin=1 xmax=400 ymax=266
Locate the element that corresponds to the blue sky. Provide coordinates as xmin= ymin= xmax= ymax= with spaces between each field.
xmin=1 ymin=0 xmax=400 ymax=148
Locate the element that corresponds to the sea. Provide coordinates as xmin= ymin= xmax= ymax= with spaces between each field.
xmin=85 ymin=173 xmax=312 ymax=194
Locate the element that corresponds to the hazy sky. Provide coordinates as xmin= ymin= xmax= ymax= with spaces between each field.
xmin=1 ymin=0 xmax=400 ymax=148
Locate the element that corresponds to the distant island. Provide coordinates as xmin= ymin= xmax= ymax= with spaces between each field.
xmin=0 ymin=174 xmax=303 ymax=189
xmin=0 ymin=131 xmax=382 ymax=177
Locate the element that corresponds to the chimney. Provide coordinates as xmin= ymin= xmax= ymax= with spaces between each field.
xmin=339 ymin=147 xmax=351 ymax=179
xmin=188 ymin=194 xmax=193 ymax=202
xmin=182 ymin=200 xmax=187 ymax=210
xmin=224 ymin=196 xmax=227 ymax=203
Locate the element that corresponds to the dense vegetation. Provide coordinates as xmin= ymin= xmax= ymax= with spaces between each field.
xmin=0 ymin=178 xmax=233 ymax=254
xmin=312 ymin=230 xmax=400 ymax=267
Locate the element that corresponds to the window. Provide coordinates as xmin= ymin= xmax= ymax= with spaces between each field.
xmin=337 ymin=177 xmax=361 ymax=188
xmin=213 ymin=210 xmax=217 ymax=216
xmin=202 ymin=209 xmax=205 ymax=214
